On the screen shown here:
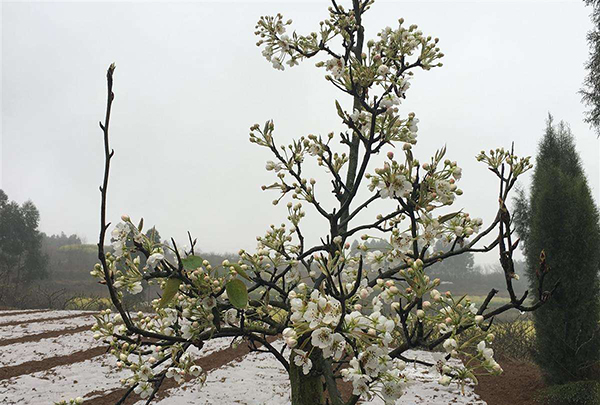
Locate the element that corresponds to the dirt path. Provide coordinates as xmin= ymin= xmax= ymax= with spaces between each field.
xmin=0 ymin=346 xmax=108 ymax=380
xmin=0 ymin=324 xmax=92 ymax=347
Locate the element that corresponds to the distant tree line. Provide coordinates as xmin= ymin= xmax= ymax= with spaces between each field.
xmin=0 ymin=191 xmax=240 ymax=309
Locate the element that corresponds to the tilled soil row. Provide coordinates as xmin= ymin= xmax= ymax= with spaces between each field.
xmin=0 ymin=324 xmax=92 ymax=347
xmin=0 ymin=312 xmax=93 ymax=327
xmin=0 ymin=346 xmax=108 ymax=380
xmin=84 ymin=337 xmax=279 ymax=405
xmin=0 ymin=309 xmax=51 ymax=317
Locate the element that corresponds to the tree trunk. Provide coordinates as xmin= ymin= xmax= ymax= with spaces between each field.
xmin=289 ymin=352 xmax=325 ymax=405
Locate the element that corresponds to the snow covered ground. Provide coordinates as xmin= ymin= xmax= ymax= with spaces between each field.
xmin=0 ymin=326 xmax=234 ymax=405
xmin=0 ymin=355 xmax=130 ymax=405
xmin=133 ymin=344 xmax=486 ymax=405
xmin=0 ymin=330 xmax=99 ymax=367
xmin=0 ymin=310 xmax=487 ymax=405
xmin=133 ymin=342 xmax=291 ymax=405
xmin=0 ymin=314 xmax=95 ymax=340
xmin=0 ymin=309 xmax=47 ymax=316
xmin=0 ymin=310 xmax=93 ymax=325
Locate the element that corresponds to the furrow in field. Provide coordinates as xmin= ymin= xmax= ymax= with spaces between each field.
xmin=0 ymin=324 xmax=91 ymax=347
xmin=0 ymin=337 xmax=234 ymax=405
xmin=0 ymin=354 xmax=131 ymax=405
xmin=80 ymin=337 xmax=257 ymax=405
xmin=0 ymin=309 xmax=50 ymax=317
xmin=0 ymin=310 xmax=93 ymax=327
xmin=0 ymin=330 xmax=99 ymax=368
xmin=0 ymin=346 xmax=108 ymax=381
xmin=0 ymin=314 xmax=95 ymax=340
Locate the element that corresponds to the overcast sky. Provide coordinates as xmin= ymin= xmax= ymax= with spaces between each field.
xmin=2 ymin=0 xmax=599 ymax=264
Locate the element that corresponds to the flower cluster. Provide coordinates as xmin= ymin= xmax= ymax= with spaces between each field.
xmin=92 ymin=308 xmax=208 ymax=397
xmin=367 ymin=153 xmax=413 ymax=199
xmin=476 ymin=147 xmax=533 ymax=176
xmin=372 ymin=20 xmax=444 ymax=71
xmin=365 ymin=142 xmax=466 ymax=211
xmin=341 ymin=350 xmax=408 ymax=403
xmin=90 ymin=216 xmax=170 ymax=297
xmin=255 ymin=11 xmax=342 ymax=71
xmin=289 ymin=288 xmax=343 ymax=333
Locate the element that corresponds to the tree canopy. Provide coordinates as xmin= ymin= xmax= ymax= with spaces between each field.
xmin=0 ymin=190 xmax=48 ymax=285
xmin=86 ymin=2 xmax=556 ymax=405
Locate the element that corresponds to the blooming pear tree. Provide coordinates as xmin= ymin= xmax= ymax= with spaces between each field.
xmin=87 ymin=1 xmax=558 ymax=405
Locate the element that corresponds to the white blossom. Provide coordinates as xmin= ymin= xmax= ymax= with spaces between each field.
xmin=134 ymin=382 xmax=154 ymax=399
xmin=147 ymin=253 xmax=164 ymax=269
xmin=293 ymin=350 xmax=312 ymax=375
xmin=443 ymin=338 xmax=458 ymax=352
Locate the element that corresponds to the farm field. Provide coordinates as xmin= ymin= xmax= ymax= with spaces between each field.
xmin=0 ymin=310 xmax=552 ymax=405
xmin=0 ymin=309 xmax=498 ymax=405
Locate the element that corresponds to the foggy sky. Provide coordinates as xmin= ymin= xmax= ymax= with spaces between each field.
xmin=2 ymin=0 xmax=599 ymax=265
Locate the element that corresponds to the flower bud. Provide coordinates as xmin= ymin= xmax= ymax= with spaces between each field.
xmin=438 ymin=375 xmax=451 ymax=386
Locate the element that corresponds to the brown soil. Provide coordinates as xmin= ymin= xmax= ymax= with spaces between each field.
xmin=84 ymin=337 xmax=279 ymax=405
xmin=475 ymin=358 xmax=545 ymax=405
xmin=0 ymin=312 xmax=92 ymax=327
xmin=0 ymin=324 xmax=92 ymax=347
xmin=0 ymin=346 xmax=108 ymax=380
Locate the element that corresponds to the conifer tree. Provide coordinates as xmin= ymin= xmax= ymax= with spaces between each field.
xmin=582 ymin=0 xmax=600 ymax=137
xmin=515 ymin=116 xmax=600 ymax=384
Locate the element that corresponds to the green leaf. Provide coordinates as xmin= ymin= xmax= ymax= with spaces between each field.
xmin=182 ymin=255 xmax=203 ymax=271
xmin=335 ymin=100 xmax=345 ymax=120
xmin=226 ymin=279 xmax=248 ymax=309
xmin=159 ymin=278 xmax=181 ymax=308
xmin=438 ymin=211 xmax=461 ymax=224
xmin=231 ymin=264 xmax=251 ymax=281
